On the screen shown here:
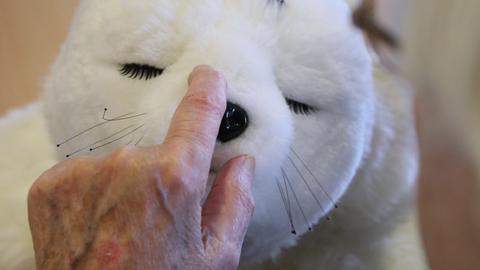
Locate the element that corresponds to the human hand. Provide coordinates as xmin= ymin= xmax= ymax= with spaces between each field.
xmin=28 ymin=66 xmax=256 ymax=270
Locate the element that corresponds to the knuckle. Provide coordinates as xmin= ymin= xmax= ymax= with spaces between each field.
xmin=29 ymin=156 xmax=97 ymax=190
xmin=151 ymin=158 xmax=197 ymax=199
xmin=103 ymin=146 xmax=138 ymax=171
xmin=157 ymin=159 xmax=183 ymax=183
xmin=28 ymin=177 xmax=48 ymax=205
xmin=109 ymin=147 xmax=134 ymax=161
xmin=27 ymin=159 xmax=79 ymax=204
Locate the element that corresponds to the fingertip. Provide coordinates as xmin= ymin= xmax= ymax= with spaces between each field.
xmin=214 ymin=155 xmax=256 ymax=195
xmin=188 ymin=65 xmax=225 ymax=88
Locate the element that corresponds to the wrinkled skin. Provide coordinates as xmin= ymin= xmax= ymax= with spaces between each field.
xmin=28 ymin=67 xmax=256 ymax=270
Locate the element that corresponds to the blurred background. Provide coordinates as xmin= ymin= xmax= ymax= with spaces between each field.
xmin=0 ymin=0 xmax=78 ymax=116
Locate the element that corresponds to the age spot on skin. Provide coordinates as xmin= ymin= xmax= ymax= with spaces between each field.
xmin=97 ymin=240 xmax=122 ymax=269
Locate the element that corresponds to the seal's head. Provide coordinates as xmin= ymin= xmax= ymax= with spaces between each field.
xmin=44 ymin=0 xmax=373 ymax=263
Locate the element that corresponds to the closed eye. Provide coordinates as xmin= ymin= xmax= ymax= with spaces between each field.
xmin=286 ymin=98 xmax=317 ymax=115
xmin=120 ymin=64 xmax=164 ymax=80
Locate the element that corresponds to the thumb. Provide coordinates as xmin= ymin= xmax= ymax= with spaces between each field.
xmin=201 ymin=155 xmax=256 ymax=249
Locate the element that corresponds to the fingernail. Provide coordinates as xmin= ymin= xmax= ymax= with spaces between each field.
xmin=193 ymin=65 xmax=211 ymax=72
xmin=188 ymin=65 xmax=212 ymax=85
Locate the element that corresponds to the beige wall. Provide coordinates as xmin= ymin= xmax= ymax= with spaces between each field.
xmin=0 ymin=0 xmax=78 ymax=116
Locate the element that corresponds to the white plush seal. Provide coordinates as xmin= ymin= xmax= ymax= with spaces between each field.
xmin=0 ymin=0 xmax=422 ymax=269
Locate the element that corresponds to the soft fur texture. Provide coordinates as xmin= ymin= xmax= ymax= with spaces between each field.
xmin=1 ymin=0 xmax=425 ymax=269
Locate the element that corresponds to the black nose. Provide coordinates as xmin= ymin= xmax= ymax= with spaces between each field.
xmin=217 ymin=102 xmax=249 ymax=143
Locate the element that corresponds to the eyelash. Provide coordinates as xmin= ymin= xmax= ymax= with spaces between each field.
xmin=286 ymin=98 xmax=317 ymax=115
xmin=120 ymin=64 xmax=164 ymax=80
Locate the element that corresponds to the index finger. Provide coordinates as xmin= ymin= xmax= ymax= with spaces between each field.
xmin=163 ymin=66 xmax=227 ymax=174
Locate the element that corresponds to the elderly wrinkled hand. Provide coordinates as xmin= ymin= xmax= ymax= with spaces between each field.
xmin=27 ymin=66 xmax=256 ymax=270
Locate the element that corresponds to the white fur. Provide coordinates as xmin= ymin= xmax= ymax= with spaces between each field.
xmin=0 ymin=0 xmax=424 ymax=269
xmin=0 ymin=103 xmax=56 ymax=269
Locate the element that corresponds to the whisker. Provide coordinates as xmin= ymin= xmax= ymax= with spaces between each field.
xmin=90 ymin=124 xmax=145 ymax=152
xmin=282 ymin=170 xmax=292 ymax=216
xmin=102 ymin=108 xmax=148 ymax=121
xmin=57 ymin=112 xmax=135 ymax=147
xmin=276 ymin=178 xmax=296 ymax=235
xmin=65 ymin=124 xmax=136 ymax=158
xmin=125 ymin=138 xmax=135 ymax=146
xmin=290 ymin=147 xmax=338 ymax=208
xmin=287 ymin=156 xmax=331 ymax=221
xmin=282 ymin=168 xmax=312 ymax=231
xmin=135 ymin=135 xmax=145 ymax=146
